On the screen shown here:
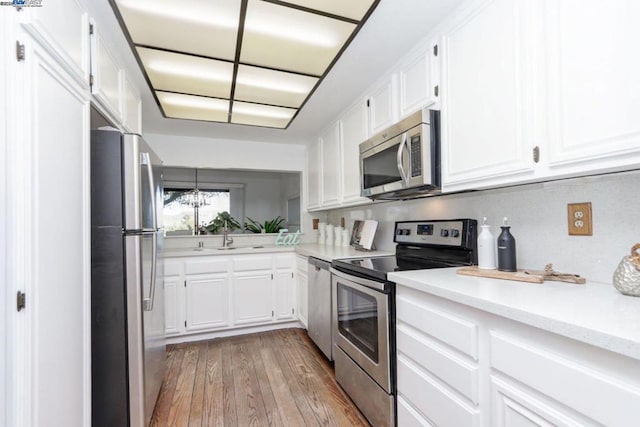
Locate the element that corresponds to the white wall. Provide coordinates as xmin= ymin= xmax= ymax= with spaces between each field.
xmin=324 ymin=171 xmax=640 ymax=285
xmin=146 ymin=133 xmax=306 ymax=172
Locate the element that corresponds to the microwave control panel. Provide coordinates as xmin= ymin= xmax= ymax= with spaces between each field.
xmin=410 ymin=134 xmax=422 ymax=177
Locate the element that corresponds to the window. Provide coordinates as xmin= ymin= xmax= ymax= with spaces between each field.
xmin=163 ymin=188 xmax=231 ymax=235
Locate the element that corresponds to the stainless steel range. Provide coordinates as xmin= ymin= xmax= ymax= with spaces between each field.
xmin=330 ymin=219 xmax=477 ymax=427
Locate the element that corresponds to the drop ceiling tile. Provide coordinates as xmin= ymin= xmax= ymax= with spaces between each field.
xmin=231 ymin=101 xmax=296 ymax=129
xmin=158 ymin=91 xmax=229 ymax=122
xmin=234 ymin=65 xmax=318 ymax=108
xmin=241 ymin=0 xmax=356 ymax=76
xmin=278 ymin=0 xmax=377 ymax=21
xmin=116 ymin=0 xmax=240 ymax=60
xmin=138 ymin=48 xmax=233 ymax=98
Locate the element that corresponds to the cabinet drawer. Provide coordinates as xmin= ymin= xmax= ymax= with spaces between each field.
xmin=233 ymin=255 xmax=272 ymax=271
xmin=164 ymin=260 xmax=181 ymax=277
xmin=396 ymin=292 xmax=479 ymax=360
xmin=397 ymin=395 xmax=434 ymax=427
xmin=274 ymin=253 xmax=294 ymax=269
xmin=397 ymin=355 xmax=480 ymax=427
xmin=185 ymin=258 xmax=229 ymax=275
xmin=490 ymin=331 xmax=640 ymax=426
xmin=397 ymin=323 xmax=479 ymax=404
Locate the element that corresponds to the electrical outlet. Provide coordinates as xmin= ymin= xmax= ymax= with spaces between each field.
xmin=567 ymin=202 xmax=592 ymax=236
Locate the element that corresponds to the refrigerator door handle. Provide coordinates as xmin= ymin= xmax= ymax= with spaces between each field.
xmin=140 ymin=152 xmax=158 ymax=230
xmin=143 ymin=232 xmax=158 ymax=311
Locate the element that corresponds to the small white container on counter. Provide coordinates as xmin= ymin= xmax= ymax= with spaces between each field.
xmin=318 ymin=222 xmax=326 ymax=244
xmin=342 ymin=229 xmax=350 ymax=247
xmin=326 ymin=224 xmax=334 ymax=245
xmin=334 ymin=226 xmax=343 ymax=246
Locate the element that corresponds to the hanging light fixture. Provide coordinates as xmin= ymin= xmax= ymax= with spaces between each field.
xmin=185 ymin=168 xmax=209 ymax=207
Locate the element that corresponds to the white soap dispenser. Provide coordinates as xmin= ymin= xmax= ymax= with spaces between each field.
xmin=477 ymin=217 xmax=496 ymax=270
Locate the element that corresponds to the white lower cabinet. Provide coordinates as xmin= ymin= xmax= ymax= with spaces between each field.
xmin=187 ymin=274 xmax=230 ymax=331
xmin=396 ymin=285 xmax=640 ymax=427
xmin=164 ymin=252 xmax=299 ymax=338
xmin=295 ymin=255 xmax=308 ymax=327
xmin=233 ymin=271 xmax=273 ymax=325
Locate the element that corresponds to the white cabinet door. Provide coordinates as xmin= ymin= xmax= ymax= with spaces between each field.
xmin=306 ymin=139 xmax=321 ymax=210
xmin=90 ymin=22 xmax=122 ymax=123
xmin=275 ymin=270 xmax=296 ymax=321
xmin=233 ymin=271 xmax=273 ymax=325
xmin=14 ymin=34 xmax=91 ymax=427
xmin=185 ymin=274 xmax=230 ymax=331
xmin=340 ymin=100 xmax=369 ymax=205
xmin=441 ymin=0 xmax=537 ymax=191
xmin=296 ymin=270 xmax=308 ymax=327
xmin=398 ymin=47 xmax=434 ymax=118
xmin=164 ymin=276 xmax=180 ymax=336
xmin=320 ymin=122 xmax=341 ymax=207
xmin=122 ymin=75 xmax=141 ymax=134
xmin=20 ymin=0 xmax=89 ymax=84
xmin=367 ymin=75 xmax=399 ymax=135
xmin=542 ymin=0 xmax=640 ymax=175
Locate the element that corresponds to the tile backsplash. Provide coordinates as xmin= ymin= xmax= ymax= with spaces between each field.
xmin=326 ymin=170 xmax=640 ymax=284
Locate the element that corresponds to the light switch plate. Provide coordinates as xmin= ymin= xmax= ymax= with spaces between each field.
xmin=567 ymin=202 xmax=592 ymax=236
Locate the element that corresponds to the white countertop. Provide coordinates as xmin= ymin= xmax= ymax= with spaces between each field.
xmin=295 ymin=243 xmax=394 ymax=262
xmin=164 ymin=245 xmax=294 ymax=257
xmin=388 ymin=268 xmax=640 ymax=361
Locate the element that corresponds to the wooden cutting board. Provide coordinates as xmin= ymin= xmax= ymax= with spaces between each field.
xmin=457 ymin=266 xmax=544 ymax=283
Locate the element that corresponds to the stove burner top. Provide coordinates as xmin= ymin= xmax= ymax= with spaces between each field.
xmin=333 ymin=255 xmax=468 ymax=282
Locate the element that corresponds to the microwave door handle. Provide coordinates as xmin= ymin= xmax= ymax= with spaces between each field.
xmin=396 ymin=132 xmax=410 ymax=185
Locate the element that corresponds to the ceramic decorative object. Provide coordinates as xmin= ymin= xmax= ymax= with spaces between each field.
xmin=613 ymin=244 xmax=640 ymax=296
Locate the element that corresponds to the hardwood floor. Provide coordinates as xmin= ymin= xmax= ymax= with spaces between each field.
xmin=151 ymin=328 xmax=370 ymax=426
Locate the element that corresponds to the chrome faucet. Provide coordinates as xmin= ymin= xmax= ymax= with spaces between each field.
xmin=222 ymin=220 xmax=234 ymax=247
xmin=198 ymin=241 xmax=204 ymax=249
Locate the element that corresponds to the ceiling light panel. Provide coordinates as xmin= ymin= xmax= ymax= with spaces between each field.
xmin=115 ymin=0 xmax=240 ymax=60
xmin=278 ymin=0 xmax=376 ymax=21
xmin=158 ymin=91 xmax=229 ymax=122
xmin=138 ymin=48 xmax=233 ymax=98
xmin=234 ymin=65 xmax=318 ymax=108
xmin=241 ymin=0 xmax=356 ymax=75
xmin=231 ymin=102 xmax=297 ymax=129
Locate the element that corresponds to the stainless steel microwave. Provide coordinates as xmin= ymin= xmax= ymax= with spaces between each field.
xmin=359 ymin=109 xmax=440 ymax=200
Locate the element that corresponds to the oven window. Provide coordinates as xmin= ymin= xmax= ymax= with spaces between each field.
xmin=336 ymin=283 xmax=379 ymax=363
xmin=362 ymin=145 xmax=401 ymax=189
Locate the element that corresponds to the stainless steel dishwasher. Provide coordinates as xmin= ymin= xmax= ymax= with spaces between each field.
xmin=307 ymin=257 xmax=333 ymax=360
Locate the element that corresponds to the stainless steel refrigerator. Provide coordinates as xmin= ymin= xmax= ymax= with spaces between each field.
xmin=91 ymin=130 xmax=165 ymax=427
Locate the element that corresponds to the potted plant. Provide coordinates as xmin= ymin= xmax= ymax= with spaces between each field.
xmin=244 ymin=216 xmax=285 ymax=234
xmin=202 ymin=211 xmax=242 ymax=234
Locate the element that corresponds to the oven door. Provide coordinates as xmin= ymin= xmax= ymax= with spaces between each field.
xmin=331 ymin=268 xmax=391 ymax=393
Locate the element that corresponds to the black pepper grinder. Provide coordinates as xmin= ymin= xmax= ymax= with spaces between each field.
xmin=497 ymin=217 xmax=517 ymax=272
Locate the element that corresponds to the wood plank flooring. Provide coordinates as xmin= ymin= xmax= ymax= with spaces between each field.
xmin=151 ymin=328 xmax=370 ymax=427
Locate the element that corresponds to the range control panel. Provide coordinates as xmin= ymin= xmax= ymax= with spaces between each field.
xmin=394 ymin=220 xmax=471 ymax=247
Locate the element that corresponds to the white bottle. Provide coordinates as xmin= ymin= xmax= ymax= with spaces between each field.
xmin=318 ymin=222 xmax=326 ymax=245
xmin=334 ymin=226 xmax=343 ymax=246
xmin=326 ymin=224 xmax=334 ymax=245
xmin=477 ymin=217 xmax=496 ymax=270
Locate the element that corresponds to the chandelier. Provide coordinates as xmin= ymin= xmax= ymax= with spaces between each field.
xmin=184 ymin=169 xmax=209 ymax=207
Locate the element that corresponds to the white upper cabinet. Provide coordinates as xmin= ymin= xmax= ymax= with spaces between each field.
xmin=20 ymin=0 xmax=89 ymax=85
xmin=121 ymin=75 xmax=141 ymax=134
xmin=340 ymin=100 xmax=369 ymax=205
xmin=367 ymin=75 xmax=399 ymax=135
xmin=90 ymin=21 xmax=123 ymax=123
xmin=306 ymin=139 xmax=321 ymax=210
xmin=541 ymin=0 xmax=640 ymax=175
xmin=398 ymin=44 xmax=438 ymax=118
xmin=440 ymin=0 xmax=538 ymax=191
xmin=320 ymin=121 xmax=341 ymax=208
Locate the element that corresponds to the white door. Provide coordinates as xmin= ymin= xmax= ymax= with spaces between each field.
xmin=398 ymin=47 xmax=433 ymax=118
xmin=164 ymin=276 xmax=180 ymax=335
xmin=542 ymin=0 xmax=640 ymax=174
xmin=9 ymin=33 xmax=91 ymax=426
xmin=440 ymin=0 xmax=538 ymax=191
xmin=340 ymin=100 xmax=369 ymax=205
xmin=306 ymin=140 xmax=321 ymax=210
xmin=232 ymin=272 xmax=273 ymax=325
xmin=367 ymin=76 xmax=399 ymax=135
xmin=320 ymin=122 xmax=341 ymax=208
xmin=185 ymin=274 xmax=230 ymax=331
xmin=275 ymin=270 xmax=295 ymax=321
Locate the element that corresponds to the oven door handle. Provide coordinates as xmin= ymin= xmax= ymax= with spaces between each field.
xmin=330 ymin=268 xmax=389 ymax=292
xmin=396 ymin=132 xmax=410 ymax=186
